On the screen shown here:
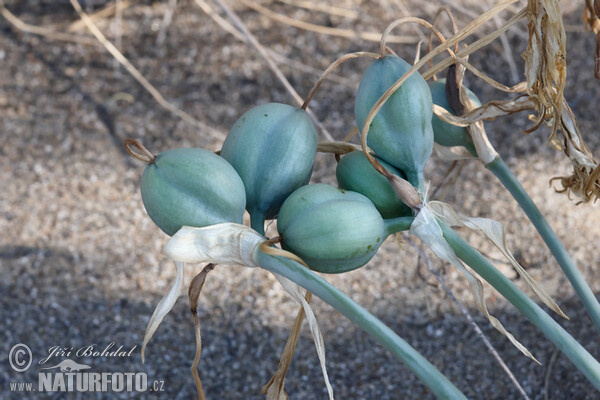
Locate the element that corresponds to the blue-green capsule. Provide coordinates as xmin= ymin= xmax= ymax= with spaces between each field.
xmin=140 ymin=148 xmax=246 ymax=236
xmin=355 ymin=55 xmax=434 ymax=190
xmin=221 ymin=103 xmax=317 ymax=234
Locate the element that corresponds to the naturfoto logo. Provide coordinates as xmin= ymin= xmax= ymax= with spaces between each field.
xmin=8 ymin=342 xmax=165 ymax=394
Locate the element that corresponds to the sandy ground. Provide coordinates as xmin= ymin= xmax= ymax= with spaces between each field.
xmin=1 ymin=0 xmax=600 ymax=399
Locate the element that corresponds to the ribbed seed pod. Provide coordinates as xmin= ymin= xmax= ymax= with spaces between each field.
xmin=277 ymin=184 xmax=386 ymax=274
xmin=220 ymin=103 xmax=317 ymax=234
xmin=355 ymin=55 xmax=434 ymax=190
xmin=140 ymin=148 xmax=246 ymax=236
xmin=336 ymin=151 xmax=412 ymax=219
xmin=429 ymin=78 xmax=481 ymax=154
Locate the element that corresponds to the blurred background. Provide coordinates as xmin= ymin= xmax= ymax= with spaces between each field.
xmin=1 ymin=0 xmax=600 ymax=398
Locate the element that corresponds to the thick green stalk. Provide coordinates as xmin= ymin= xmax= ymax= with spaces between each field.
xmin=254 ymin=249 xmax=467 ymax=400
xmin=440 ymin=221 xmax=600 ymax=390
xmin=486 ymin=157 xmax=600 ymax=331
xmin=383 ymin=216 xmax=414 ymax=237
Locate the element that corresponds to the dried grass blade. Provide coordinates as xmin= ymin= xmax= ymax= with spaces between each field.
xmin=410 ymin=206 xmax=539 ymax=363
xmin=68 ymin=0 xmax=225 ymax=141
xmin=271 ymin=274 xmax=334 ymax=400
xmin=262 ymin=292 xmax=312 ymax=400
xmin=0 ymin=0 xmax=98 ymax=45
xmin=142 ymin=261 xmax=185 ymax=362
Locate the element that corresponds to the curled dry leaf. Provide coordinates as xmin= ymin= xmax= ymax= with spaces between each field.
xmin=410 ymin=205 xmax=539 ymax=363
xmin=432 ymin=96 xmax=535 ymax=126
xmin=522 ymin=1 xmax=600 ymax=201
xmin=428 ymin=201 xmax=568 ymax=319
xmin=522 ymin=0 xmax=567 ymax=139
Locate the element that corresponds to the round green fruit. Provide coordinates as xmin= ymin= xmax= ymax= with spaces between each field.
xmin=336 ymin=151 xmax=412 ymax=219
xmin=220 ymin=103 xmax=317 ymax=233
xmin=355 ymin=55 xmax=434 ymax=189
xmin=140 ymin=148 xmax=246 ymax=236
xmin=277 ymin=184 xmax=385 ymax=274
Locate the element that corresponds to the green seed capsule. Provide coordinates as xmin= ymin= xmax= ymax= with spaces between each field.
xmin=140 ymin=148 xmax=246 ymax=236
xmin=429 ymin=78 xmax=481 ymax=154
xmin=336 ymin=151 xmax=412 ymax=219
xmin=355 ymin=55 xmax=434 ymax=189
xmin=277 ymin=184 xmax=385 ymax=274
xmin=220 ymin=103 xmax=317 ymax=234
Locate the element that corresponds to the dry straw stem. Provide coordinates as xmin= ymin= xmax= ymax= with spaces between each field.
xmin=433 ymin=95 xmax=534 ymax=127
xmin=211 ymin=0 xmax=334 ymax=141
xmin=422 ymin=7 xmax=527 ymax=80
xmin=301 ymin=52 xmax=380 ymax=110
xmin=427 ymin=7 xmax=459 ymax=78
xmin=67 ymin=0 xmax=225 ymax=141
xmin=193 ymin=0 xmax=352 ymax=87
xmin=276 ymin=0 xmax=359 ymax=20
xmin=239 ymin=0 xmax=417 ymax=44
xmin=0 ymin=0 xmax=98 ymax=45
xmin=67 ymin=0 xmax=133 ymax=32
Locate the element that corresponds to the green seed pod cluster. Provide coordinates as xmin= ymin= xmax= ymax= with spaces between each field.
xmin=355 ymin=55 xmax=434 ymax=190
xmin=140 ymin=148 xmax=246 ymax=236
xmin=336 ymin=151 xmax=412 ymax=219
xmin=429 ymin=78 xmax=481 ymax=155
xmin=277 ymin=184 xmax=386 ymax=274
xmin=220 ymin=103 xmax=318 ymax=233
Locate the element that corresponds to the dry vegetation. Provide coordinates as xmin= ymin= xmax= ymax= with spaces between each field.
xmin=2 ymin=0 xmax=600 ymax=399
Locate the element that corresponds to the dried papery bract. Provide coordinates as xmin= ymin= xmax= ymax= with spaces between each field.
xmin=521 ymin=1 xmax=600 ymax=200
xmin=551 ymin=101 xmax=600 ymax=202
xmin=522 ymin=0 xmax=566 ymax=138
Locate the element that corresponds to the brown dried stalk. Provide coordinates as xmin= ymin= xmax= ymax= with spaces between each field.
xmin=189 ymin=264 xmax=217 ymax=400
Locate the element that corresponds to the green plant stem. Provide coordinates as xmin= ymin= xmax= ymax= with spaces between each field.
xmin=486 ymin=157 xmax=600 ymax=331
xmin=250 ymin=210 xmax=265 ymax=236
xmin=440 ymin=221 xmax=600 ymax=390
xmin=383 ymin=216 xmax=414 ymax=237
xmin=253 ymin=248 xmax=467 ymax=400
